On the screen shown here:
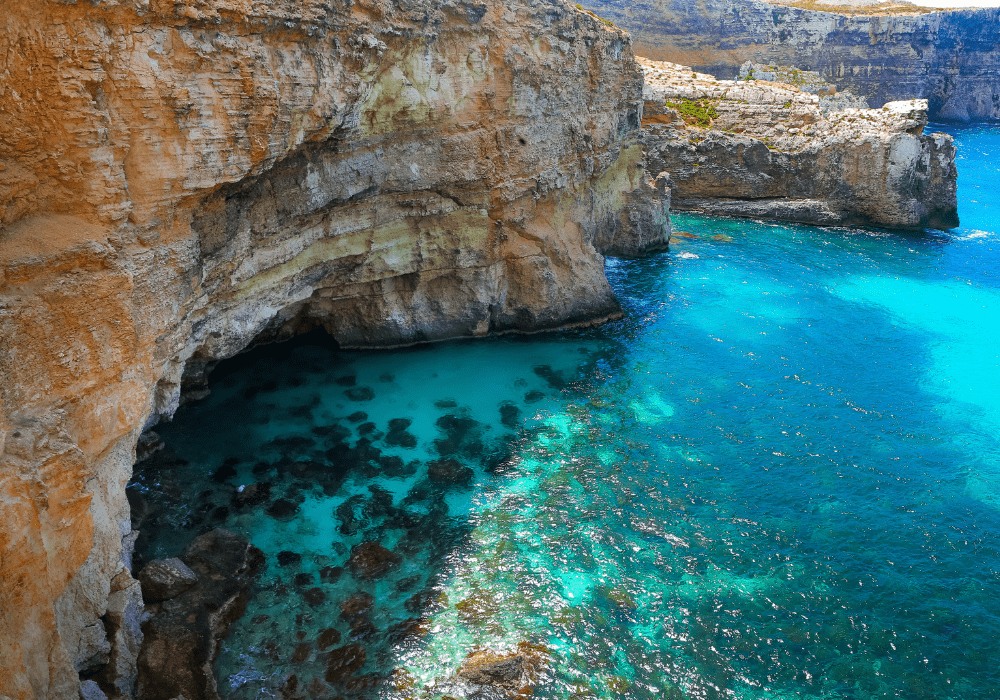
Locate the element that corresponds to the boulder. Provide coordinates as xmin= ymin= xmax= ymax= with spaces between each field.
xmin=137 ymin=558 xmax=199 ymax=603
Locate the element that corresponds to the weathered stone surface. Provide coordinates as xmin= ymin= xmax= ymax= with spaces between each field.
xmin=135 ymin=529 xmax=264 ymax=700
xmin=78 ymin=682 xmax=107 ymax=700
xmin=640 ymin=59 xmax=958 ymax=229
xmin=95 ymin=570 xmax=144 ymax=700
xmin=436 ymin=642 xmax=550 ymax=697
xmin=0 ymin=0 xmax=669 ymax=697
xmin=136 ymin=558 xmax=199 ymax=603
xmin=583 ymin=0 xmax=1000 ymax=122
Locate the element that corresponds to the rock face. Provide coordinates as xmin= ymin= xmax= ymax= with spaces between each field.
xmin=0 ymin=1 xmax=670 ymax=698
xmin=136 ymin=558 xmax=199 ymax=603
xmin=641 ymin=59 xmax=958 ymax=229
xmin=135 ymin=530 xmax=264 ymax=700
xmin=582 ymin=0 xmax=1000 ymax=122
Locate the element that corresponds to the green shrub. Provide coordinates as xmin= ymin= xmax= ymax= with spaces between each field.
xmin=665 ymin=97 xmax=719 ymax=128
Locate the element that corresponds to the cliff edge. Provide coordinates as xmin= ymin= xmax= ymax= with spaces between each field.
xmin=0 ymin=1 xmax=668 ymax=698
xmin=641 ymin=58 xmax=958 ymax=229
xmin=582 ymin=0 xmax=1000 ymax=122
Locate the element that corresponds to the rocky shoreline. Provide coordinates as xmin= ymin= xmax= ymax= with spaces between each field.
xmin=640 ymin=58 xmax=958 ymax=229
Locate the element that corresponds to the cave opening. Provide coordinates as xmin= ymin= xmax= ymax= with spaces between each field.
xmin=124 ymin=323 xmax=609 ymax=699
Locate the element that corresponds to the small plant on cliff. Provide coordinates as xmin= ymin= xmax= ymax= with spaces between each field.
xmin=574 ymin=3 xmax=616 ymax=26
xmin=665 ymin=98 xmax=719 ymax=128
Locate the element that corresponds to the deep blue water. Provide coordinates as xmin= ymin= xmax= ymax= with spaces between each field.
xmin=134 ymin=125 xmax=1000 ymax=699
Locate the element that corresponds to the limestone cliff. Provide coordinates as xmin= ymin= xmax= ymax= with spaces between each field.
xmin=582 ymin=0 xmax=1000 ymax=122
xmin=0 ymin=1 xmax=668 ymax=698
xmin=641 ymin=59 xmax=958 ymax=229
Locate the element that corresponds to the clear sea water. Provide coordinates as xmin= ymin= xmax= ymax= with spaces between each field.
xmin=134 ymin=125 xmax=1000 ymax=699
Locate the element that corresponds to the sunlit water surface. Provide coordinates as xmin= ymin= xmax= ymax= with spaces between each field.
xmin=135 ymin=126 xmax=1000 ymax=699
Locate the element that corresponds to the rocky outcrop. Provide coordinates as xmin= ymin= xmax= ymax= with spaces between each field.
xmin=0 ymin=1 xmax=669 ymax=698
xmin=432 ymin=643 xmax=549 ymax=698
xmin=136 ymin=530 xmax=264 ymax=700
xmin=641 ymin=59 xmax=958 ymax=229
xmin=582 ymin=0 xmax=1000 ymax=122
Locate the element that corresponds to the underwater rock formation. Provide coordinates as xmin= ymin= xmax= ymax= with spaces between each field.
xmin=581 ymin=0 xmax=1000 ymax=122
xmin=0 ymin=0 xmax=670 ymax=697
xmin=640 ymin=59 xmax=958 ymax=229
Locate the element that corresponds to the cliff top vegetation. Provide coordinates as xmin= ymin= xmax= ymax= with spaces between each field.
xmin=768 ymin=0 xmax=946 ymax=15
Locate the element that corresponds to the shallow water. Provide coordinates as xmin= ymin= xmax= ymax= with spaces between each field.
xmin=135 ymin=125 xmax=1000 ymax=699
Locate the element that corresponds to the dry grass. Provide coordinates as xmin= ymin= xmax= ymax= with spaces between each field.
xmin=773 ymin=0 xmax=944 ymax=15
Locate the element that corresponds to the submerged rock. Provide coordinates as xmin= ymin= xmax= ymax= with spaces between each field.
xmin=532 ymin=364 xmax=568 ymax=389
xmin=385 ymin=417 xmax=418 ymax=448
xmin=324 ymin=643 xmax=367 ymax=684
xmin=317 ymin=628 xmax=342 ymax=650
xmin=499 ymin=401 xmax=522 ymax=429
xmin=428 ymin=458 xmax=474 ymax=486
xmin=319 ymin=566 xmax=344 ymax=583
xmin=290 ymin=642 xmax=311 ymax=664
xmin=335 ymin=374 xmax=357 ymax=387
xmin=137 ymin=558 xmax=199 ymax=603
xmin=345 ymin=387 xmax=376 ymax=401
xmin=339 ymin=592 xmax=375 ymax=620
xmin=303 ymin=587 xmax=327 ymax=606
xmin=277 ymin=551 xmax=302 ymax=567
xmin=387 ymin=617 xmax=429 ymax=643
xmin=211 ymin=457 xmax=239 ymax=483
xmin=267 ymin=498 xmax=300 ymax=519
xmin=232 ymin=482 xmax=271 ymax=509
xmin=347 ymin=541 xmax=401 ymax=580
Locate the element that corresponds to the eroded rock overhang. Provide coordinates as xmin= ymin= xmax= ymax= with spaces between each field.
xmin=0 ymin=0 xmax=668 ymax=697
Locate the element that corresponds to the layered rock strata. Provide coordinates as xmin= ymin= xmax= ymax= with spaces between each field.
xmin=582 ymin=0 xmax=1000 ymax=122
xmin=0 ymin=1 xmax=669 ymax=699
xmin=640 ymin=58 xmax=958 ymax=229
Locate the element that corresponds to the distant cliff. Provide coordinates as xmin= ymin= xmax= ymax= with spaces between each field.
xmin=641 ymin=59 xmax=958 ymax=229
xmin=582 ymin=0 xmax=1000 ymax=122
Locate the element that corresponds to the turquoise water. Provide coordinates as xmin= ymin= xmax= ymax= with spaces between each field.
xmin=134 ymin=125 xmax=1000 ymax=699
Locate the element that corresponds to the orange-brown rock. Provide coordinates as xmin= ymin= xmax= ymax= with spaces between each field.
xmin=0 ymin=0 xmax=668 ymax=698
